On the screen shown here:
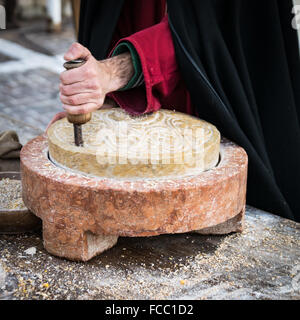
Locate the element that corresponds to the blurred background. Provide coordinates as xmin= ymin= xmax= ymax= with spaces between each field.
xmin=0 ymin=0 xmax=80 ymax=148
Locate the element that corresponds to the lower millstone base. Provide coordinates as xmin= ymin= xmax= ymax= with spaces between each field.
xmin=20 ymin=134 xmax=248 ymax=261
xmin=42 ymin=208 xmax=245 ymax=261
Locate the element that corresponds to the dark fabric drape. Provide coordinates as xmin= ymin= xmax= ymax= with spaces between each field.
xmin=78 ymin=0 xmax=125 ymax=59
xmin=78 ymin=0 xmax=300 ymax=221
xmin=167 ymin=0 xmax=300 ymax=221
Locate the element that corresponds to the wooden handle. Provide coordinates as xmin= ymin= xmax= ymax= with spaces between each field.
xmin=63 ymin=59 xmax=92 ymax=125
xmin=67 ymin=113 xmax=91 ymax=125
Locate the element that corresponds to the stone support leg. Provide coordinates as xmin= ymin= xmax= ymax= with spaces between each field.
xmin=42 ymin=219 xmax=118 ymax=261
xmin=193 ymin=206 xmax=245 ymax=235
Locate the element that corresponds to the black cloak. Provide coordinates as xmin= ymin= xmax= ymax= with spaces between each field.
xmin=79 ymin=0 xmax=300 ymax=222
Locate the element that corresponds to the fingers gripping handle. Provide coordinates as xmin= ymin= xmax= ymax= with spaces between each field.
xmin=63 ymin=59 xmax=92 ymax=125
xmin=63 ymin=59 xmax=86 ymax=70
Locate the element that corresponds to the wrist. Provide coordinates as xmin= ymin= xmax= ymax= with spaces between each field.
xmin=99 ymin=52 xmax=134 ymax=93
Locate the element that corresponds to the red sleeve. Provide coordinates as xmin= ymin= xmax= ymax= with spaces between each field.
xmin=108 ymin=16 xmax=192 ymax=116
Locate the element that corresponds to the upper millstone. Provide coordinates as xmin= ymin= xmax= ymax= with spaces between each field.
xmin=47 ymin=108 xmax=220 ymax=179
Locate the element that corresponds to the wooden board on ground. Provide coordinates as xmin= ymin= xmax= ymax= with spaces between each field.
xmin=0 ymin=206 xmax=299 ymax=300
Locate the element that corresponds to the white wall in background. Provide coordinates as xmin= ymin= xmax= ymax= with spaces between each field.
xmin=46 ymin=0 xmax=61 ymax=26
xmin=293 ymin=0 xmax=300 ymax=52
xmin=17 ymin=0 xmax=71 ymax=19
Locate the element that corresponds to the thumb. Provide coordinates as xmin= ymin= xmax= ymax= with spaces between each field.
xmin=45 ymin=112 xmax=67 ymax=133
xmin=64 ymin=42 xmax=91 ymax=61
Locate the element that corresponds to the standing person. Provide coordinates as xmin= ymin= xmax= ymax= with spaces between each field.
xmin=51 ymin=0 xmax=300 ymax=222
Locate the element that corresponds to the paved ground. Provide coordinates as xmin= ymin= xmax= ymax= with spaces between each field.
xmin=0 ymin=19 xmax=75 ymax=132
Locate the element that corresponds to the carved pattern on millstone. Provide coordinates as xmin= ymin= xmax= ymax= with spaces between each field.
xmin=47 ymin=108 xmax=220 ymax=179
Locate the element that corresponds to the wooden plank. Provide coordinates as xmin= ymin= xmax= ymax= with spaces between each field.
xmin=0 ymin=206 xmax=299 ymax=300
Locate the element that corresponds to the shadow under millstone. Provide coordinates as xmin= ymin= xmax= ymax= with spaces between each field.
xmin=89 ymin=233 xmax=226 ymax=271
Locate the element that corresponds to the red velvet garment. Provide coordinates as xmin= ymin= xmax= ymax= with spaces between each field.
xmin=107 ymin=0 xmax=193 ymax=116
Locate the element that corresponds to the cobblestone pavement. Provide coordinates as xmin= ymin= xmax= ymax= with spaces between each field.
xmin=0 ymin=68 xmax=61 ymax=130
xmin=0 ymin=20 xmax=75 ymax=132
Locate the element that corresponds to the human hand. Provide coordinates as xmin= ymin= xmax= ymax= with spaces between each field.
xmin=45 ymin=98 xmax=118 ymax=133
xmin=60 ymin=42 xmax=133 ymax=115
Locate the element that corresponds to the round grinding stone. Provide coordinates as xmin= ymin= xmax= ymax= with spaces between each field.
xmin=47 ymin=108 xmax=220 ymax=179
xmin=21 ymin=134 xmax=247 ymax=261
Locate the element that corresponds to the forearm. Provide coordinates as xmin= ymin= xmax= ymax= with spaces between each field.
xmin=107 ymin=17 xmax=183 ymax=115
xmin=98 ymin=52 xmax=134 ymax=93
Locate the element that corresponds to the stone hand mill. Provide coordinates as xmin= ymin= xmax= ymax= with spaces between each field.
xmin=20 ymin=107 xmax=247 ymax=261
